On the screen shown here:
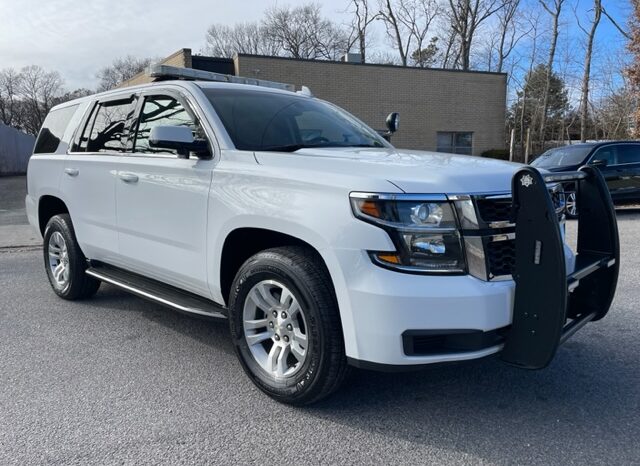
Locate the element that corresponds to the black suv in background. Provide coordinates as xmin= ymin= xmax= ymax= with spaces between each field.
xmin=531 ymin=141 xmax=640 ymax=217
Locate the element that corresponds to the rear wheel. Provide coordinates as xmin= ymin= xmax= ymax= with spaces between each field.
xmin=228 ymin=246 xmax=348 ymax=405
xmin=43 ymin=214 xmax=100 ymax=300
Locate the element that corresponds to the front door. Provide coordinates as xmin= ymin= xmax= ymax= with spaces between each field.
xmin=589 ymin=145 xmax=622 ymax=197
xmin=114 ymin=91 xmax=214 ymax=297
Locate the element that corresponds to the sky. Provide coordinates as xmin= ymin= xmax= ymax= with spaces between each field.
xmin=0 ymin=0 xmax=350 ymax=89
xmin=0 ymin=0 xmax=633 ymax=92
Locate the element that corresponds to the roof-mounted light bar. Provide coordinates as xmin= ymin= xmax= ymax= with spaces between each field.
xmin=148 ymin=64 xmax=296 ymax=92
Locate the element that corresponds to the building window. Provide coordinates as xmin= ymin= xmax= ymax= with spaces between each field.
xmin=437 ymin=132 xmax=473 ymax=155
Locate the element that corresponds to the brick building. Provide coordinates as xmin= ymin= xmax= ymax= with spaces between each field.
xmin=120 ymin=49 xmax=507 ymax=156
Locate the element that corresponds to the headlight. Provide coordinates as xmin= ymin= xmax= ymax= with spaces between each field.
xmin=350 ymin=193 xmax=466 ymax=273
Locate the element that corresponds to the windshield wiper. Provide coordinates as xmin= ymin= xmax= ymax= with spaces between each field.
xmin=259 ymin=143 xmax=383 ymax=152
xmin=260 ymin=144 xmax=309 ymax=152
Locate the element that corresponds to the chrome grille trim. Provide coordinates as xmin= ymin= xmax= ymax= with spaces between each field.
xmin=452 ymin=186 xmax=565 ymax=281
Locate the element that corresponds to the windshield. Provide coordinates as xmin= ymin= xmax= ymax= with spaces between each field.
xmin=203 ymin=88 xmax=388 ymax=151
xmin=531 ymin=145 xmax=592 ymax=168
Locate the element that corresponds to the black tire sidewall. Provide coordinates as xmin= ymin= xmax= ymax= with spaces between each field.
xmin=43 ymin=214 xmax=88 ymax=299
xmin=229 ymin=254 xmax=331 ymax=403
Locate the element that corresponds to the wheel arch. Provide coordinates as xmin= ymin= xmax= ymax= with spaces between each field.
xmin=38 ymin=195 xmax=69 ymax=235
xmin=219 ymin=227 xmax=335 ymax=306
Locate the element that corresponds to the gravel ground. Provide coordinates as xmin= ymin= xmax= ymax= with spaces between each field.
xmin=1 ymin=210 xmax=639 ymax=465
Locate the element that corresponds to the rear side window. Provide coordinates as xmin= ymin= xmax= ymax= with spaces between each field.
xmin=33 ymin=105 xmax=79 ymax=154
xmin=77 ymin=99 xmax=134 ymax=153
xmin=616 ymin=145 xmax=640 ymax=164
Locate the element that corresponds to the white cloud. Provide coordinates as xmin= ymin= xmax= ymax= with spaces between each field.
xmin=0 ymin=0 xmax=350 ymax=90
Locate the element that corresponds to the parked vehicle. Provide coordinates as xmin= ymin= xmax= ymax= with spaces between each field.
xmin=531 ymin=142 xmax=640 ymax=217
xmin=26 ymin=66 xmax=619 ymax=404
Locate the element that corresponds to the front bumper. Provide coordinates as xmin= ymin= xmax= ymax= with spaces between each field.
xmin=338 ymin=166 xmax=618 ymax=370
xmin=334 ymin=248 xmax=516 ymax=367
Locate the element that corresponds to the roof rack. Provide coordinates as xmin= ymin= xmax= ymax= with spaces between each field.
xmin=147 ymin=64 xmax=296 ymax=92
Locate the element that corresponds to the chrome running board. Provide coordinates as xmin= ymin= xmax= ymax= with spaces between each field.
xmin=86 ymin=262 xmax=227 ymax=320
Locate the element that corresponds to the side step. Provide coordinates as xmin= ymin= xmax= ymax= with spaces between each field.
xmin=86 ymin=262 xmax=227 ymax=320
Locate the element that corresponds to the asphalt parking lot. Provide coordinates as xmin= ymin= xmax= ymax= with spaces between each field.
xmin=1 ymin=178 xmax=639 ymax=464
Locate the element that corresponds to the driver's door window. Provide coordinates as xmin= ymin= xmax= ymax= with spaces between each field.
xmin=133 ymin=95 xmax=205 ymax=155
xmin=591 ymin=146 xmax=617 ymax=167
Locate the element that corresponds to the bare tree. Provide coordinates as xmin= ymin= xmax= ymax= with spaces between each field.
xmin=204 ymin=22 xmax=279 ymax=58
xmin=346 ymin=0 xmax=378 ymax=62
xmin=592 ymin=85 xmax=636 ymax=139
xmin=602 ymin=5 xmax=631 ymax=40
xmin=54 ymin=88 xmax=94 ymax=106
xmin=377 ymin=0 xmax=439 ymax=67
xmin=508 ymin=9 xmax=543 ymax=158
xmin=494 ymin=0 xmax=525 ymax=72
xmin=576 ymin=0 xmax=602 ymax=142
xmin=444 ymin=0 xmax=507 ymax=70
xmin=263 ymin=3 xmax=348 ymax=60
xmin=537 ymin=0 xmax=564 ymax=148
xmin=439 ymin=28 xmax=462 ymax=68
xmin=97 ymin=56 xmax=154 ymax=92
xmin=626 ymin=0 xmax=640 ymax=137
xmin=0 ymin=68 xmax=22 ymax=128
xmin=18 ymin=65 xmax=64 ymax=134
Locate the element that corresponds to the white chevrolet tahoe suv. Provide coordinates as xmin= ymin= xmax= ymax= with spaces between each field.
xmin=26 ymin=68 xmax=620 ymax=405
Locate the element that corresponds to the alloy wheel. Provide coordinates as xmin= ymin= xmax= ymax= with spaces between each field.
xmin=242 ymin=280 xmax=309 ymax=378
xmin=566 ymin=192 xmax=578 ymax=217
xmin=48 ymin=231 xmax=70 ymax=290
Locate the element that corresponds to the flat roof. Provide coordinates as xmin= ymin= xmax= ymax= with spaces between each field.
xmin=234 ymin=53 xmax=508 ymax=77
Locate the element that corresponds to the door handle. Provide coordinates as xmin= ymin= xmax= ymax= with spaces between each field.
xmin=64 ymin=168 xmax=79 ymax=177
xmin=118 ymin=172 xmax=139 ymax=183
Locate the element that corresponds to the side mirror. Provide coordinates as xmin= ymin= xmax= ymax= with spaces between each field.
xmin=591 ymin=159 xmax=608 ymax=168
xmin=149 ymin=125 xmax=210 ymax=159
xmin=386 ymin=112 xmax=400 ymax=133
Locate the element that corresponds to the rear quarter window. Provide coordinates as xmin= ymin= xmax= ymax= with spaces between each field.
xmin=616 ymin=144 xmax=640 ymax=164
xmin=33 ymin=105 xmax=79 ymax=154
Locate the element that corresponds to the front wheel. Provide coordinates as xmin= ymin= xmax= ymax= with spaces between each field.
xmin=228 ymin=246 xmax=348 ymax=405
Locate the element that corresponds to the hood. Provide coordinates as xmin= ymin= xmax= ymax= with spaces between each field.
xmin=540 ymin=164 xmax=582 ymax=173
xmin=254 ymin=147 xmax=523 ymax=194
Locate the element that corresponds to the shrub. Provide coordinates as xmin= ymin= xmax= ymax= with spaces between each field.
xmin=481 ymin=149 xmax=510 ymax=160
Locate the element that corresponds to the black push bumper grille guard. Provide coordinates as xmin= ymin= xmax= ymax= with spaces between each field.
xmin=501 ymin=165 xmax=620 ymax=369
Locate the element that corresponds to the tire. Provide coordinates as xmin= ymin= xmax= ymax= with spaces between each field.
xmin=565 ymin=191 xmax=578 ymax=219
xmin=228 ymin=246 xmax=348 ymax=405
xmin=43 ymin=214 xmax=100 ymax=300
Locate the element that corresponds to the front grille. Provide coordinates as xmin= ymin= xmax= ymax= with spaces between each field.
xmin=476 ymin=197 xmax=512 ymax=223
xmin=486 ymin=239 xmax=516 ymax=277
xmin=470 ymin=189 xmax=563 ymax=280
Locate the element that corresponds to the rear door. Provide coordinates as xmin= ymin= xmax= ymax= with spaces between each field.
xmin=60 ymin=95 xmax=135 ymax=261
xmin=114 ymin=89 xmax=214 ymax=297
xmin=610 ymin=144 xmax=640 ymax=202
